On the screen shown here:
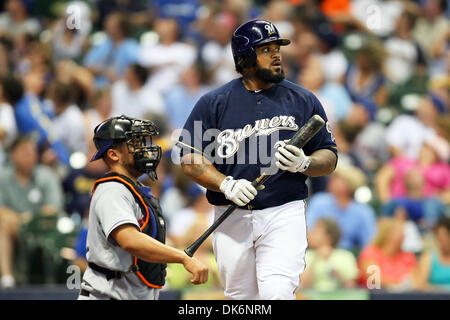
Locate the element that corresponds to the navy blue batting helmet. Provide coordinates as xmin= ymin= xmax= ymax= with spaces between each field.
xmin=231 ymin=19 xmax=290 ymax=73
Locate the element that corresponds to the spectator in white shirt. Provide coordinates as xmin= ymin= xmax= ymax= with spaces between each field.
xmin=111 ymin=63 xmax=165 ymax=119
xmin=48 ymin=81 xmax=87 ymax=154
xmin=0 ymin=0 xmax=41 ymax=38
xmin=199 ymin=12 xmax=239 ymax=87
xmin=0 ymin=75 xmax=19 ymax=165
xmin=51 ymin=1 xmax=92 ymax=64
xmin=139 ymin=17 xmax=197 ymax=93
xmin=384 ymin=11 xmax=427 ymax=85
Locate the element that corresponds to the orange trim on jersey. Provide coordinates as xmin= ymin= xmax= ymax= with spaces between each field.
xmin=92 ymin=176 xmax=163 ymax=289
xmin=92 ymin=176 xmax=150 ymax=231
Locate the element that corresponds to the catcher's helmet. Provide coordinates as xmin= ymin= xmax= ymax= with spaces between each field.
xmin=91 ymin=115 xmax=161 ymax=179
xmin=231 ymin=19 xmax=290 ymax=73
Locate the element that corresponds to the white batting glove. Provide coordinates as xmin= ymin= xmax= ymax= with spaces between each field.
xmin=275 ymin=145 xmax=311 ymax=173
xmin=219 ymin=176 xmax=258 ymax=207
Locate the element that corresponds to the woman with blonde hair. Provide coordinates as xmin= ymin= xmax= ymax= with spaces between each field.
xmin=358 ymin=218 xmax=417 ymax=290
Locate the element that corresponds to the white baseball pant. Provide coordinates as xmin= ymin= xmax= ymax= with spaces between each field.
xmin=212 ymin=200 xmax=308 ymax=300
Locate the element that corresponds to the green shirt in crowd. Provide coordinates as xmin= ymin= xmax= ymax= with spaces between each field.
xmin=0 ymin=165 xmax=63 ymax=215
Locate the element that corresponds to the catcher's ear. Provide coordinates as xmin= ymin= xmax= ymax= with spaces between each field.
xmin=106 ymin=148 xmax=120 ymax=162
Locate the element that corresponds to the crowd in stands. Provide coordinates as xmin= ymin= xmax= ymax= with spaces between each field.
xmin=0 ymin=0 xmax=448 ymax=297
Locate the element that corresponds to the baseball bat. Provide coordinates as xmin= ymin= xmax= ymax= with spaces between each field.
xmin=184 ymin=114 xmax=326 ymax=257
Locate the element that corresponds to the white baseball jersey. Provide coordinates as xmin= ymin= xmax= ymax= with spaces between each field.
xmin=79 ymin=181 xmax=159 ymax=300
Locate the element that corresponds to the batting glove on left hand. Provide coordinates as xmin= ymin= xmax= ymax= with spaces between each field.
xmin=275 ymin=145 xmax=311 ymax=173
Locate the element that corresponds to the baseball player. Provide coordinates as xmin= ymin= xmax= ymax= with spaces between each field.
xmin=176 ymin=20 xmax=338 ymax=300
xmin=78 ymin=115 xmax=208 ymax=300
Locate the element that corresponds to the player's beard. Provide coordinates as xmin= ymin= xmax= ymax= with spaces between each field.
xmin=121 ymin=156 xmax=142 ymax=179
xmin=255 ymin=64 xmax=285 ymax=83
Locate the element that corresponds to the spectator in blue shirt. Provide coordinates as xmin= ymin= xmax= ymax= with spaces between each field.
xmin=11 ymin=74 xmax=70 ymax=166
xmin=306 ymin=164 xmax=377 ymax=251
xmin=83 ymin=12 xmax=139 ymax=88
xmin=2 ymin=74 xmax=70 ymax=166
xmin=164 ymin=63 xmax=211 ymax=130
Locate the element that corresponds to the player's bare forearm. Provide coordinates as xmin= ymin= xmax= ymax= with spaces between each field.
xmin=303 ymin=149 xmax=337 ymax=177
xmin=180 ymin=153 xmax=226 ymax=192
xmin=112 ymin=224 xmax=208 ymax=284
xmin=112 ymin=224 xmax=189 ymax=264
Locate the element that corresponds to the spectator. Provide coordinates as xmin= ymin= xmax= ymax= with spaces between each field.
xmin=166 ymin=185 xmax=220 ymax=291
xmin=111 ymin=63 xmax=165 ymax=118
xmin=159 ymin=165 xmax=198 ymax=224
xmin=381 ymin=168 xmax=447 ymax=234
xmin=301 ymin=218 xmax=359 ymax=291
xmin=383 ymin=95 xmax=446 ymax=160
xmin=150 ymin=0 xmax=202 ymax=40
xmin=164 ymin=63 xmax=211 ymax=130
xmin=13 ymin=73 xmax=71 ymax=166
xmin=83 ymin=12 xmax=139 ymax=87
xmin=0 ymin=0 xmax=41 ymax=38
xmin=414 ymin=216 xmax=450 ymax=291
xmin=0 ymin=75 xmax=18 ymax=165
xmin=53 ymin=60 xmax=95 ymax=109
xmin=139 ymin=17 xmax=197 ymax=93
xmin=342 ymin=38 xmax=387 ymax=109
xmin=358 ymin=218 xmax=418 ymax=290
xmin=413 ymin=0 xmax=449 ymax=64
xmin=62 ymin=142 xmax=107 ymax=218
xmin=262 ymin=0 xmax=295 ymax=38
xmin=375 ymin=140 xmax=450 ymax=206
xmin=349 ymin=119 xmax=390 ymax=173
xmin=83 ymin=88 xmax=113 ymax=144
xmin=315 ymin=23 xmax=348 ymax=84
xmin=306 ymin=164 xmax=377 ymax=252
xmin=384 ymin=11 xmax=427 ymax=85
xmin=284 ymin=31 xmax=320 ymax=82
xmin=199 ymin=11 xmax=239 ymax=87
xmin=298 ymin=56 xmax=353 ymax=125
xmin=93 ymin=0 xmax=149 ymax=31
xmin=0 ymin=42 xmax=11 ymax=76
xmin=168 ymin=185 xmax=214 ymax=248
xmin=50 ymin=1 xmax=92 ymax=64
xmin=0 ymin=136 xmax=64 ymax=288
xmin=48 ymin=81 xmax=87 ymax=154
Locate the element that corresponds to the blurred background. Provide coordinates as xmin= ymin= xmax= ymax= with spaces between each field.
xmin=0 ymin=0 xmax=448 ymax=300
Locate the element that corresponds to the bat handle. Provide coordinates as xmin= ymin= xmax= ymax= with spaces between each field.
xmin=184 ymin=203 xmax=238 ymax=257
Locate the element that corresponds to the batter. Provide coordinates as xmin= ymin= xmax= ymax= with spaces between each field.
xmin=177 ymin=20 xmax=338 ymax=300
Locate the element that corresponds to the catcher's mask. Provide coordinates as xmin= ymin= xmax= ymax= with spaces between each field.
xmin=91 ymin=115 xmax=162 ymax=180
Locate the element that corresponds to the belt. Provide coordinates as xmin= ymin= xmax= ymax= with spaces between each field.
xmin=236 ymin=204 xmax=261 ymax=210
xmin=88 ymin=262 xmax=124 ymax=280
xmin=79 ymin=289 xmax=116 ymax=300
